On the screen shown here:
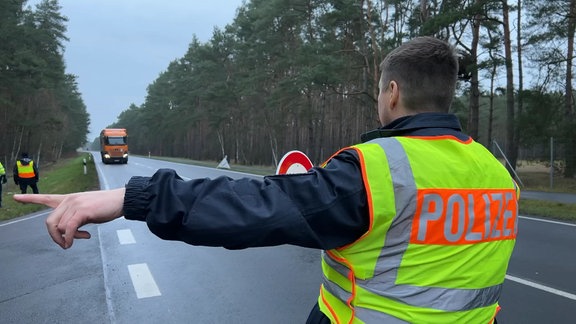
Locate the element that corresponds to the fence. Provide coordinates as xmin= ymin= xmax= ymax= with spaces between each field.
xmin=492 ymin=137 xmax=576 ymax=190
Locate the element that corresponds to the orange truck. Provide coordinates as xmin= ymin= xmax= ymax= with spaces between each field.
xmin=100 ymin=128 xmax=128 ymax=164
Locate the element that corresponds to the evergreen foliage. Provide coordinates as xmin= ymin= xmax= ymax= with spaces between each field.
xmin=2 ymin=0 xmax=575 ymax=177
xmin=0 ymin=0 xmax=89 ymax=167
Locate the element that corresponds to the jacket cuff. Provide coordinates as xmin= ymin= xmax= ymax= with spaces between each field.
xmin=123 ymin=176 xmax=152 ymax=221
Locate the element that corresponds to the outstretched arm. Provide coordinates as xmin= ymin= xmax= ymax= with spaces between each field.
xmin=13 ymin=188 xmax=125 ymax=249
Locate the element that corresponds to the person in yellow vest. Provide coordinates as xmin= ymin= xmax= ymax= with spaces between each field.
xmin=13 ymin=152 xmax=39 ymax=194
xmin=14 ymin=37 xmax=518 ymax=324
xmin=0 ymin=161 xmax=7 ymax=207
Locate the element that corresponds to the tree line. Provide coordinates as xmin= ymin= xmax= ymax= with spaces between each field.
xmin=0 ymin=0 xmax=89 ymax=168
xmin=3 ymin=0 xmax=575 ymax=179
xmin=109 ymin=0 xmax=575 ymax=178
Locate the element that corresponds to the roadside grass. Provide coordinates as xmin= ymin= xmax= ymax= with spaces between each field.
xmin=0 ymin=153 xmax=99 ymax=222
xmin=155 ymin=155 xmax=576 ymax=222
xmin=517 ymin=167 xmax=576 ymax=194
xmin=519 ymin=199 xmax=576 ymax=222
xmin=517 ymin=165 xmax=576 ymax=222
xmin=2 ymin=153 xmax=574 ymax=223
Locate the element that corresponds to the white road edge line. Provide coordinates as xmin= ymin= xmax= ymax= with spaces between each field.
xmin=0 ymin=210 xmax=51 ymax=227
xmin=519 ymin=215 xmax=576 ymax=227
xmin=2 ymin=205 xmax=575 ymax=302
xmin=93 ymin=155 xmax=110 ymax=190
xmin=116 ymin=229 xmax=136 ymax=245
xmin=127 ymin=263 xmax=162 ymax=299
xmin=506 ymin=274 xmax=576 ymax=301
xmin=98 ymin=226 xmax=118 ymax=324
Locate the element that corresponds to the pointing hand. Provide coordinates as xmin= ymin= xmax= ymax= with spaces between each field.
xmin=14 ymin=188 xmax=126 ymax=249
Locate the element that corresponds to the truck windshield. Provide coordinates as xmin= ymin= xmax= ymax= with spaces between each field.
xmin=106 ymin=136 xmax=126 ymax=145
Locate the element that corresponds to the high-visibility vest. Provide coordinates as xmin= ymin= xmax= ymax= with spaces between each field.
xmin=0 ymin=162 xmax=5 ymax=176
xmin=17 ymin=160 xmax=36 ymax=178
xmin=319 ymin=135 xmax=518 ymax=324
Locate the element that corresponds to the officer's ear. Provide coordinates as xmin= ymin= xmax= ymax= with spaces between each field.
xmin=388 ymin=80 xmax=400 ymax=110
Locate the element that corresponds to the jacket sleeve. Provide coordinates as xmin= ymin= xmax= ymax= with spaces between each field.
xmin=123 ymin=150 xmax=369 ymax=250
xmin=13 ymin=164 xmax=19 ymax=182
xmin=34 ymin=163 xmax=39 ymax=180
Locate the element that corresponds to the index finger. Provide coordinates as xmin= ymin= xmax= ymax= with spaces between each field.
xmin=13 ymin=194 xmax=65 ymax=208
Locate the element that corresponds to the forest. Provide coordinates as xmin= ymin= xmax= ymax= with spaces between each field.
xmin=0 ymin=0 xmax=89 ymax=166
xmin=2 ymin=0 xmax=576 ymax=178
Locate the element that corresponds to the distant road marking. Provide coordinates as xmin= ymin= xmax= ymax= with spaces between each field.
xmin=127 ymin=263 xmax=162 ymax=299
xmin=116 ymin=229 xmax=136 ymax=245
xmin=93 ymin=153 xmax=110 ymax=190
xmin=519 ymin=215 xmax=576 ymax=227
xmin=132 ymin=158 xmax=259 ymax=177
xmin=0 ymin=210 xmax=50 ymax=227
xmin=506 ymin=274 xmax=576 ymax=301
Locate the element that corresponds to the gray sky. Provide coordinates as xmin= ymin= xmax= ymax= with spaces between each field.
xmin=27 ymin=0 xmax=245 ymax=140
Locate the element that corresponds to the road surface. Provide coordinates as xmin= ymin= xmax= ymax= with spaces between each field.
xmin=521 ymin=191 xmax=576 ymax=205
xmin=1 ymin=154 xmax=575 ymax=323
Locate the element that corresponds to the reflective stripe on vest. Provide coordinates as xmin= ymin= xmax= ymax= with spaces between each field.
xmin=17 ymin=161 xmax=35 ymax=178
xmin=319 ymin=136 xmax=518 ymax=324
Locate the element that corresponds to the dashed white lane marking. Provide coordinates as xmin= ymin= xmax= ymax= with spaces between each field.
xmin=506 ymin=275 xmax=576 ymax=301
xmin=3 ymin=202 xmax=574 ymax=302
xmin=127 ymin=263 xmax=162 ymax=299
xmin=116 ymin=229 xmax=136 ymax=245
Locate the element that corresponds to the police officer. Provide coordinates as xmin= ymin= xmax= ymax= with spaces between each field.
xmin=14 ymin=37 xmax=518 ymax=323
xmin=13 ymin=152 xmax=39 ymax=194
xmin=0 ymin=160 xmax=7 ymax=207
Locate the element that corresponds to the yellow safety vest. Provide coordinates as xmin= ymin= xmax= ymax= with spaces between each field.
xmin=0 ymin=162 xmax=5 ymax=176
xmin=17 ymin=160 xmax=36 ymax=178
xmin=319 ymin=135 xmax=519 ymax=324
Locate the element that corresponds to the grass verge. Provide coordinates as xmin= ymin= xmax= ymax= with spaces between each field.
xmin=0 ymin=153 xmax=99 ymax=222
xmin=517 ymin=170 xmax=576 ymax=222
xmin=2 ymin=154 xmax=574 ymax=223
xmin=519 ymin=199 xmax=576 ymax=222
xmin=156 ymin=155 xmax=576 ymax=222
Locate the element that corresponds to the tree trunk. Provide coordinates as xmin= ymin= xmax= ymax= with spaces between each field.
xmin=366 ymin=0 xmax=381 ymax=105
xmin=564 ymin=0 xmax=576 ymax=178
xmin=488 ymin=62 xmax=496 ymax=146
xmin=515 ymin=0 xmax=524 ymax=164
xmin=467 ymin=2 xmax=482 ymax=140
xmin=502 ymin=0 xmax=518 ymax=175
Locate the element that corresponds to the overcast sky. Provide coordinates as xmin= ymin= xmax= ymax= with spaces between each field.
xmin=27 ymin=0 xmax=245 ymax=140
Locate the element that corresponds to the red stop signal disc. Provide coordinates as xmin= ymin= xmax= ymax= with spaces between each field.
xmin=276 ymin=150 xmax=314 ymax=175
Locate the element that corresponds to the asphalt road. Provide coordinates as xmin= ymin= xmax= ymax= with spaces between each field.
xmin=1 ymin=153 xmax=575 ymax=323
xmin=521 ymin=191 xmax=576 ymax=204
xmin=498 ymin=216 xmax=576 ymax=323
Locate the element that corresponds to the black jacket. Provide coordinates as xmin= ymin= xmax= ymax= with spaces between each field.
xmin=123 ymin=113 xmax=468 ymax=250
